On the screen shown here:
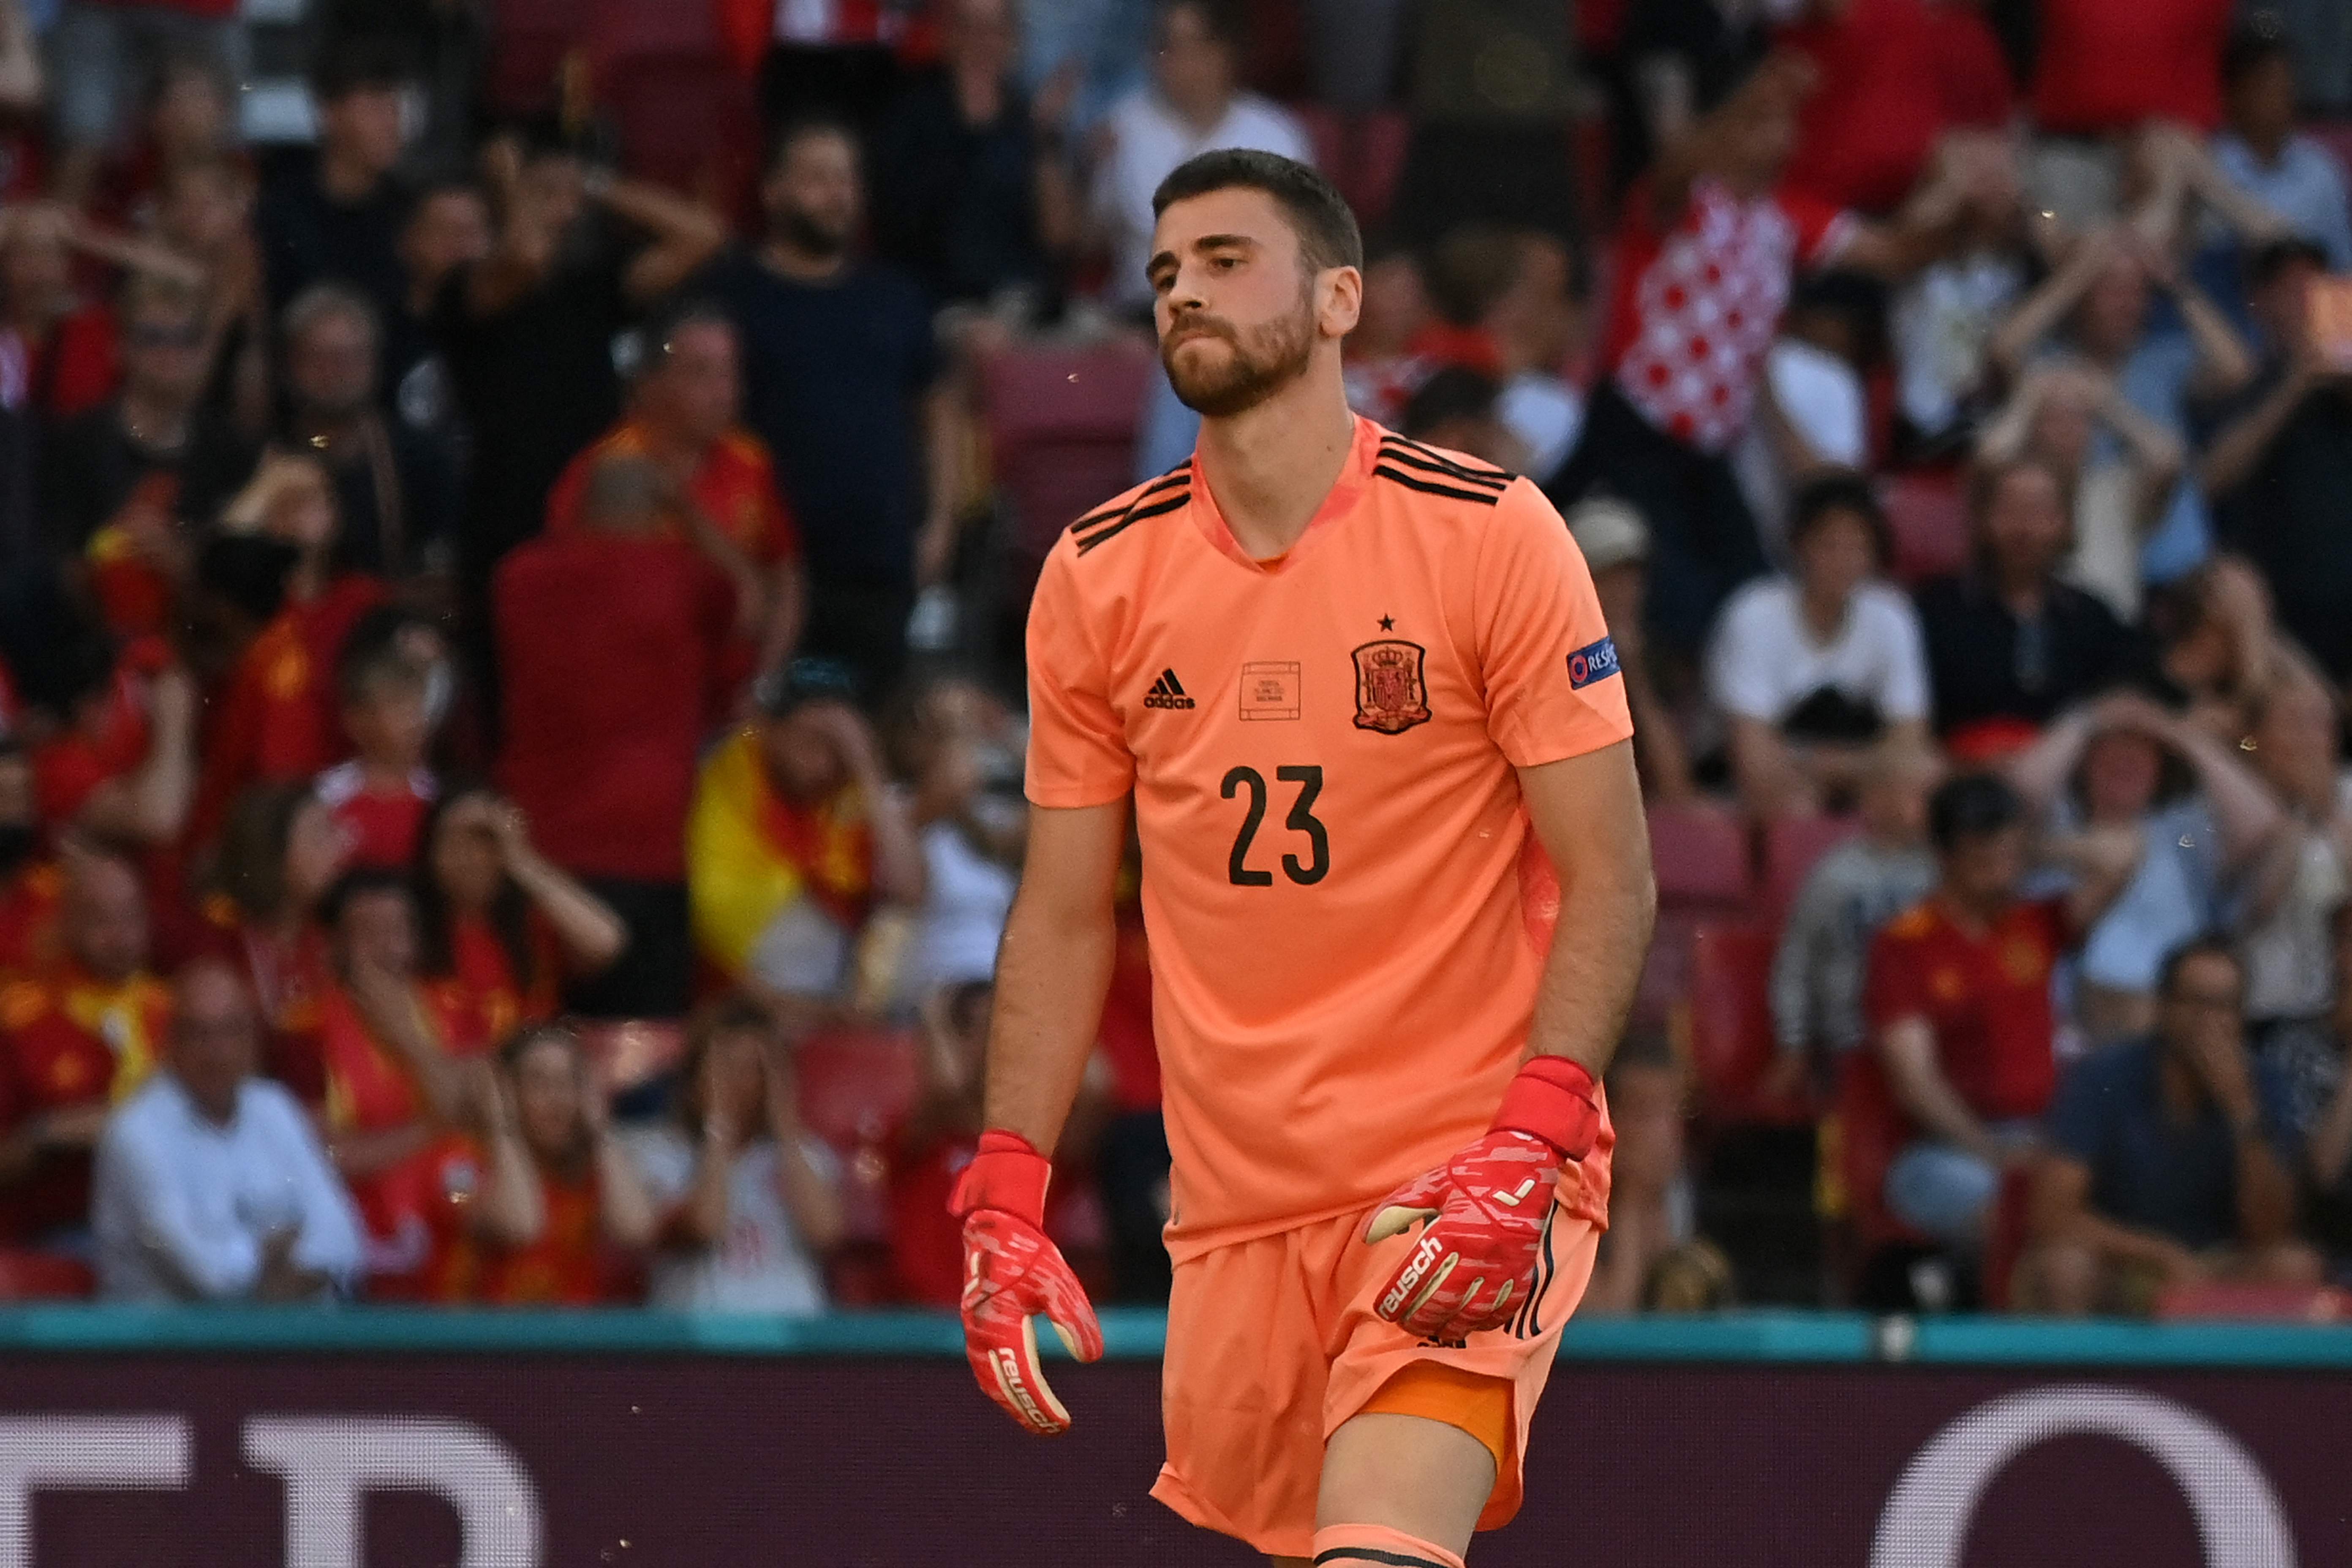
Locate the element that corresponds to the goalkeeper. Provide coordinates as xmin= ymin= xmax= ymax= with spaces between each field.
xmin=950 ymin=147 xmax=1656 ymax=1568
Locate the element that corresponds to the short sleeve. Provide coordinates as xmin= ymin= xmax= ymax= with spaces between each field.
xmin=1473 ymin=481 xmax=1636 ymax=768
xmin=1023 ymin=545 xmax=1135 ymax=808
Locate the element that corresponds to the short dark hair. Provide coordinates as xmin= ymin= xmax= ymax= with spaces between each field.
xmin=1788 ymin=470 xmax=1891 ymax=566
xmin=310 ymin=35 xmax=412 ymax=103
xmin=2249 ymin=234 xmax=2329 ymax=288
xmin=1927 ymin=772 xmax=2024 ymax=853
xmin=1151 ymin=149 xmax=1364 ymax=276
xmin=2158 ymin=936 xmax=2243 ymax=999
xmin=1158 ymin=0 xmax=1244 ymax=49
xmin=319 ymin=866 xmax=412 ymax=932
xmin=2223 ymin=12 xmax=2294 ymax=86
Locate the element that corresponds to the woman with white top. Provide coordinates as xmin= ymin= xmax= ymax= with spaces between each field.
xmin=1707 ymin=471 xmax=1934 ymax=819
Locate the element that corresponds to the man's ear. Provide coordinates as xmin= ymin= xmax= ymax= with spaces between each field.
xmin=1318 ymin=264 xmax=1364 ymax=341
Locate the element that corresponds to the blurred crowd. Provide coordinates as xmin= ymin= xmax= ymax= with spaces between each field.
xmin=0 ymin=0 xmax=2349 ymax=1320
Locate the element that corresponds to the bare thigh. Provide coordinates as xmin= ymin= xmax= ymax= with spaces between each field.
xmin=1315 ymin=1410 xmax=1497 ymax=1557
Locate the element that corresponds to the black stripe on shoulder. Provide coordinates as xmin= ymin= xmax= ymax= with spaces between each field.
xmin=1372 ymin=465 xmax=1503 ymax=506
xmin=1074 ymin=491 xmax=1191 ymax=555
xmin=1070 ymin=468 xmax=1189 ymax=534
xmin=1312 ymin=1549 xmax=1455 ymax=1568
xmin=1378 ymin=434 xmax=1514 ymax=487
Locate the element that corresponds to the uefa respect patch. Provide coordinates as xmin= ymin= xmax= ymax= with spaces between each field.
xmin=1567 ymin=636 xmax=1621 ymax=689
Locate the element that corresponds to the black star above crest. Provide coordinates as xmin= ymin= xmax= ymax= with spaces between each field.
xmin=1377 ymin=614 xmax=1395 ymax=632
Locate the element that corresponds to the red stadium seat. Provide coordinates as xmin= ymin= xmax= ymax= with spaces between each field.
xmin=1829 ymin=1048 xmax=1924 ymax=1251
xmin=980 ymin=340 xmax=1155 ymax=564
xmin=1880 ymin=471 xmax=1969 ymax=586
xmin=0 ymin=1249 xmax=93 ymax=1301
xmin=1758 ymin=814 xmax=1859 ymax=934
xmin=1646 ymin=803 xmax=1755 ymax=912
xmin=2154 ymin=1282 xmax=2352 ymax=1322
xmin=1687 ymin=919 xmax=1812 ymax=1126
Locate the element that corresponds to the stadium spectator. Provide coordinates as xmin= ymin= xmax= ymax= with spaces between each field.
xmin=1089 ymin=0 xmax=1310 ymax=314
xmin=872 ymin=0 xmax=1076 ymax=316
xmin=2200 ymin=238 xmax=2352 ymax=683
xmin=198 ymin=782 xmax=345 ymax=1097
xmin=1566 ymin=496 xmax=1696 ymax=803
xmin=894 ymin=678 xmax=1019 ymax=1002
xmin=1706 ymin=474 xmax=1931 ymax=819
xmin=1975 ymin=357 xmax=2183 ymax=622
xmin=313 ymin=621 xmax=438 ymax=873
xmin=2151 ymin=555 xmax=2293 ymax=749
xmin=2006 ymin=690 xmax=2288 ymax=1043
xmin=412 ymin=785 xmax=626 ymax=1054
xmin=2212 ymin=16 xmax=2352 ymax=270
xmin=0 ymin=849 xmax=168 ymax=1246
xmin=494 ymin=456 xmax=733 ymax=1021
xmin=1551 ymin=52 xmax=1971 ymax=667
xmin=702 ymin=120 xmax=963 ymax=694
xmin=686 ymin=658 xmax=924 ymax=1018
xmin=1986 ymin=225 xmax=2253 ymax=615
xmin=382 ymin=179 xmax=487 ymax=444
xmin=2258 ymin=905 xmax=2352 ymax=1275
xmin=1889 ymin=133 xmax=2035 ymax=458
xmin=254 ymin=40 xmax=412 ymax=325
xmin=1485 ymin=231 xmax=1584 ymax=483
xmin=436 ymin=124 xmax=728 ymax=648
xmin=30 ymin=633 xmax=197 ymax=849
xmin=894 ymin=979 xmax=1000 ymax=1305
xmin=543 ymin=302 xmax=804 ymax=684
xmin=2235 ymin=666 xmax=2352 ymax=1030
xmin=46 ymin=0 xmax=238 ymax=207
xmin=1913 ymin=455 xmax=2146 ymax=755
xmin=189 ymin=455 xmax=387 ymax=849
xmin=275 ymin=282 xmax=458 ymax=581
xmin=92 ymin=956 xmax=363 ymax=1302
xmin=1768 ymin=745 xmax=1941 ymax=1092
xmin=1863 ymin=773 xmax=2132 ymax=1250
xmin=38 ymin=271 xmax=246 ymax=568
xmin=2021 ymin=938 xmax=2318 ymax=1313
xmin=0 ymin=739 xmax=45 ymax=970
xmin=438 ymin=1023 xmax=655 ymax=1305
xmin=1338 ymin=238 xmax=1434 ymax=430
xmin=629 ymin=997 xmax=840 ymax=1314
xmin=314 ymin=869 xmax=478 ymax=1290
xmin=0 ymin=201 xmax=124 ymax=422
xmin=1734 ymin=272 xmax=1873 ymax=554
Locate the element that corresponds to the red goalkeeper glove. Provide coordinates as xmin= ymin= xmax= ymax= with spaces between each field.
xmin=1364 ymin=1056 xmax=1602 ymax=1340
xmin=950 ymin=1130 xmax=1104 ymax=1435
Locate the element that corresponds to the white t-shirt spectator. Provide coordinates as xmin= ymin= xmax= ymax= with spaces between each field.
xmin=1736 ymin=337 xmax=1869 ymax=555
xmin=1500 ymin=371 xmax=1584 ymax=482
xmin=907 ymin=820 xmax=1015 ymax=998
xmin=1090 ymin=89 xmax=1312 ymax=309
xmin=1707 ymin=576 xmax=1932 ymax=729
xmin=627 ymin=1126 xmax=836 ymax=1315
xmin=93 ymin=1074 xmax=364 ymax=1303
xmin=2212 ymin=132 xmax=2352 ymax=270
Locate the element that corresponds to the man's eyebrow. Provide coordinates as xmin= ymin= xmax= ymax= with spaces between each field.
xmin=1193 ymin=233 xmax=1256 ymax=251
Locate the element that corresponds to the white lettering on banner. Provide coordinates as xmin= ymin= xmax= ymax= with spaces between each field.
xmin=243 ymin=1416 xmax=543 ymax=1568
xmin=0 ymin=1415 xmax=191 ymax=1568
xmin=1870 ymin=1385 xmax=2297 ymax=1568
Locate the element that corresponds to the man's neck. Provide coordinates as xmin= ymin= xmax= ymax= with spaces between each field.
xmin=317 ymin=145 xmax=380 ymax=205
xmin=1994 ymin=568 xmax=2048 ymax=621
xmin=952 ymin=61 xmax=1004 ymax=125
xmin=1934 ymin=887 xmax=2004 ymax=936
xmin=1797 ymin=584 xmax=1848 ymax=643
xmin=178 ymin=1074 xmax=240 ymax=1128
xmin=2156 ymin=1048 xmax=2210 ymax=1120
xmin=1167 ymin=89 xmax=1232 ymax=139
xmin=760 ymin=237 xmax=848 ymax=284
xmin=2238 ymin=124 xmax=2289 ymax=165
xmin=1194 ymin=368 xmax=1356 ymax=561
xmin=632 ymin=414 xmax=704 ymax=471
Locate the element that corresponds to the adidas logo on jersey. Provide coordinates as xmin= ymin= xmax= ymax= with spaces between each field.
xmin=1143 ymin=669 xmax=1195 ymax=710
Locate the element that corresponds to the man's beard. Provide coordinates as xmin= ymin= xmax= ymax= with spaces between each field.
xmin=778 ymin=210 xmax=850 ymax=259
xmin=1161 ymin=300 xmax=1315 ymax=418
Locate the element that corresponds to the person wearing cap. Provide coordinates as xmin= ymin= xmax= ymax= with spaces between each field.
xmin=1567 ymin=496 xmax=1693 ymax=803
xmin=685 ymin=658 xmax=926 ymax=1023
xmin=492 ymin=455 xmax=735 ymax=1021
xmin=2201 ymin=234 xmax=2352 ymax=683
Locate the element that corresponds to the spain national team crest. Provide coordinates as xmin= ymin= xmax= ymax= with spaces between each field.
xmin=1350 ymin=640 xmax=1432 ymax=734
